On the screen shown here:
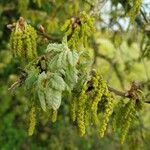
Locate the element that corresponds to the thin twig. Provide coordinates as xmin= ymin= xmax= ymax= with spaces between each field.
xmin=37 ymin=31 xmax=61 ymax=42
xmin=108 ymin=85 xmax=150 ymax=104
xmin=8 ymin=73 xmax=150 ymax=104
xmin=140 ymin=9 xmax=149 ymax=23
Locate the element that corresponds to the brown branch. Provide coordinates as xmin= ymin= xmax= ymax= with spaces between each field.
xmin=8 ymin=72 xmax=150 ymax=104
xmin=8 ymin=71 xmax=27 ymax=92
xmin=140 ymin=9 xmax=149 ymax=24
xmin=37 ymin=31 xmax=61 ymax=43
xmin=108 ymin=85 xmax=150 ymax=104
xmin=108 ymin=86 xmax=126 ymax=98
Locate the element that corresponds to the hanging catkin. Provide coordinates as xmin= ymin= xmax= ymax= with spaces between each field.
xmin=28 ymin=106 xmax=36 ymax=136
xmin=10 ymin=17 xmax=37 ymax=61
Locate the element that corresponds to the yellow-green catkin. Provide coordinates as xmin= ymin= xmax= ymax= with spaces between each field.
xmin=51 ymin=109 xmax=58 ymax=123
xmin=120 ymin=101 xmax=136 ymax=144
xmin=61 ymin=19 xmax=71 ymax=34
xmin=77 ymin=84 xmax=88 ymax=136
xmin=84 ymin=96 xmax=92 ymax=127
xmin=70 ymin=96 xmax=77 ymax=122
xmin=61 ymin=11 xmax=95 ymax=49
xmin=28 ymin=106 xmax=36 ymax=136
xmin=127 ymin=0 xmax=142 ymax=21
xmin=91 ymin=74 xmax=106 ymax=126
xmin=99 ymin=93 xmax=114 ymax=138
xmin=111 ymin=100 xmax=124 ymax=132
xmin=68 ymin=26 xmax=80 ymax=49
xmin=91 ymin=75 xmax=100 ymax=125
xmin=10 ymin=17 xmax=37 ymax=61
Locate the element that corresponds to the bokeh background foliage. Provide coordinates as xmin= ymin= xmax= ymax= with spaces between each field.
xmin=0 ymin=0 xmax=150 ymax=149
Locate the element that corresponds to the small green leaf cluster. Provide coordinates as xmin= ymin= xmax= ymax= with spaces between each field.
xmin=61 ymin=11 xmax=95 ymax=49
xmin=25 ymin=37 xmax=79 ymax=111
xmin=23 ymin=37 xmax=81 ymax=136
xmin=10 ymin=17 xmax=37 ymax=61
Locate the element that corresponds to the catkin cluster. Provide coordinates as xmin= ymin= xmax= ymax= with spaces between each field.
xmin=76 ymin=84 xmax=88 ymax=136
xmin=120 ymin=101 xmax=136 ymax=144
xmin=91 ymin=73 xmax=106 ymax=126
xmin=28 ymin=106 xmax=36 ymax=136
xmin=112 ymin=100 xmax=138 ymax=144
xmin=61 ymin=11 xmax=95 ymax=49
xmin=99 ymin=93 xmax=114 ymax=137
xmin=10 ymin=17 xmax=37 ymax=61
xmin=70 ymin=71 xmax=114 ymax=137
xmin=112 ymin=85 xmax=145 ymax=144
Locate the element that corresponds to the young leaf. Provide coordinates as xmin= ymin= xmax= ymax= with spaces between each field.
xmin=37 ymin=90 xmax=46 ymax=111
xmin=37 ymin=71 xmax=47 ymax=90
xmin=25 ymin=67 xmax=39 ymax=89
xmin=45 ymin=88 xmax=62 ymax=110
xmin=67 ymin=51 xmax=79 ymax=66
xmin=57 ymin=51 xmax=67 ymax=68
xmin=49 ymin=73 xmax=66 ymax=91
xmin=48 ymin=54 xmax=60 ymax=70
xmin=65 ymin=66 xmax=78 ymax=89
xmin=46 ymin=43 xmax=64 ymax=53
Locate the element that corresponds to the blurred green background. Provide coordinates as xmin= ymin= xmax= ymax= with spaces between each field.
xmin=0 ymin=0 xmax=150 ymax=149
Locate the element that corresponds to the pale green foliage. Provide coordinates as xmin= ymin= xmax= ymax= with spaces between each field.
xmin=49 ymin=73 xmax=66 ymax=91
xmin=24 ymin=37 xmax=80 ymax=112
xmin=45 ymin=88 xmax=62 ymax=110
xmin=46 ymin=36 xmax=79 ymax=90
xmin=37 ymin=90 xmax=46 ymax=112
